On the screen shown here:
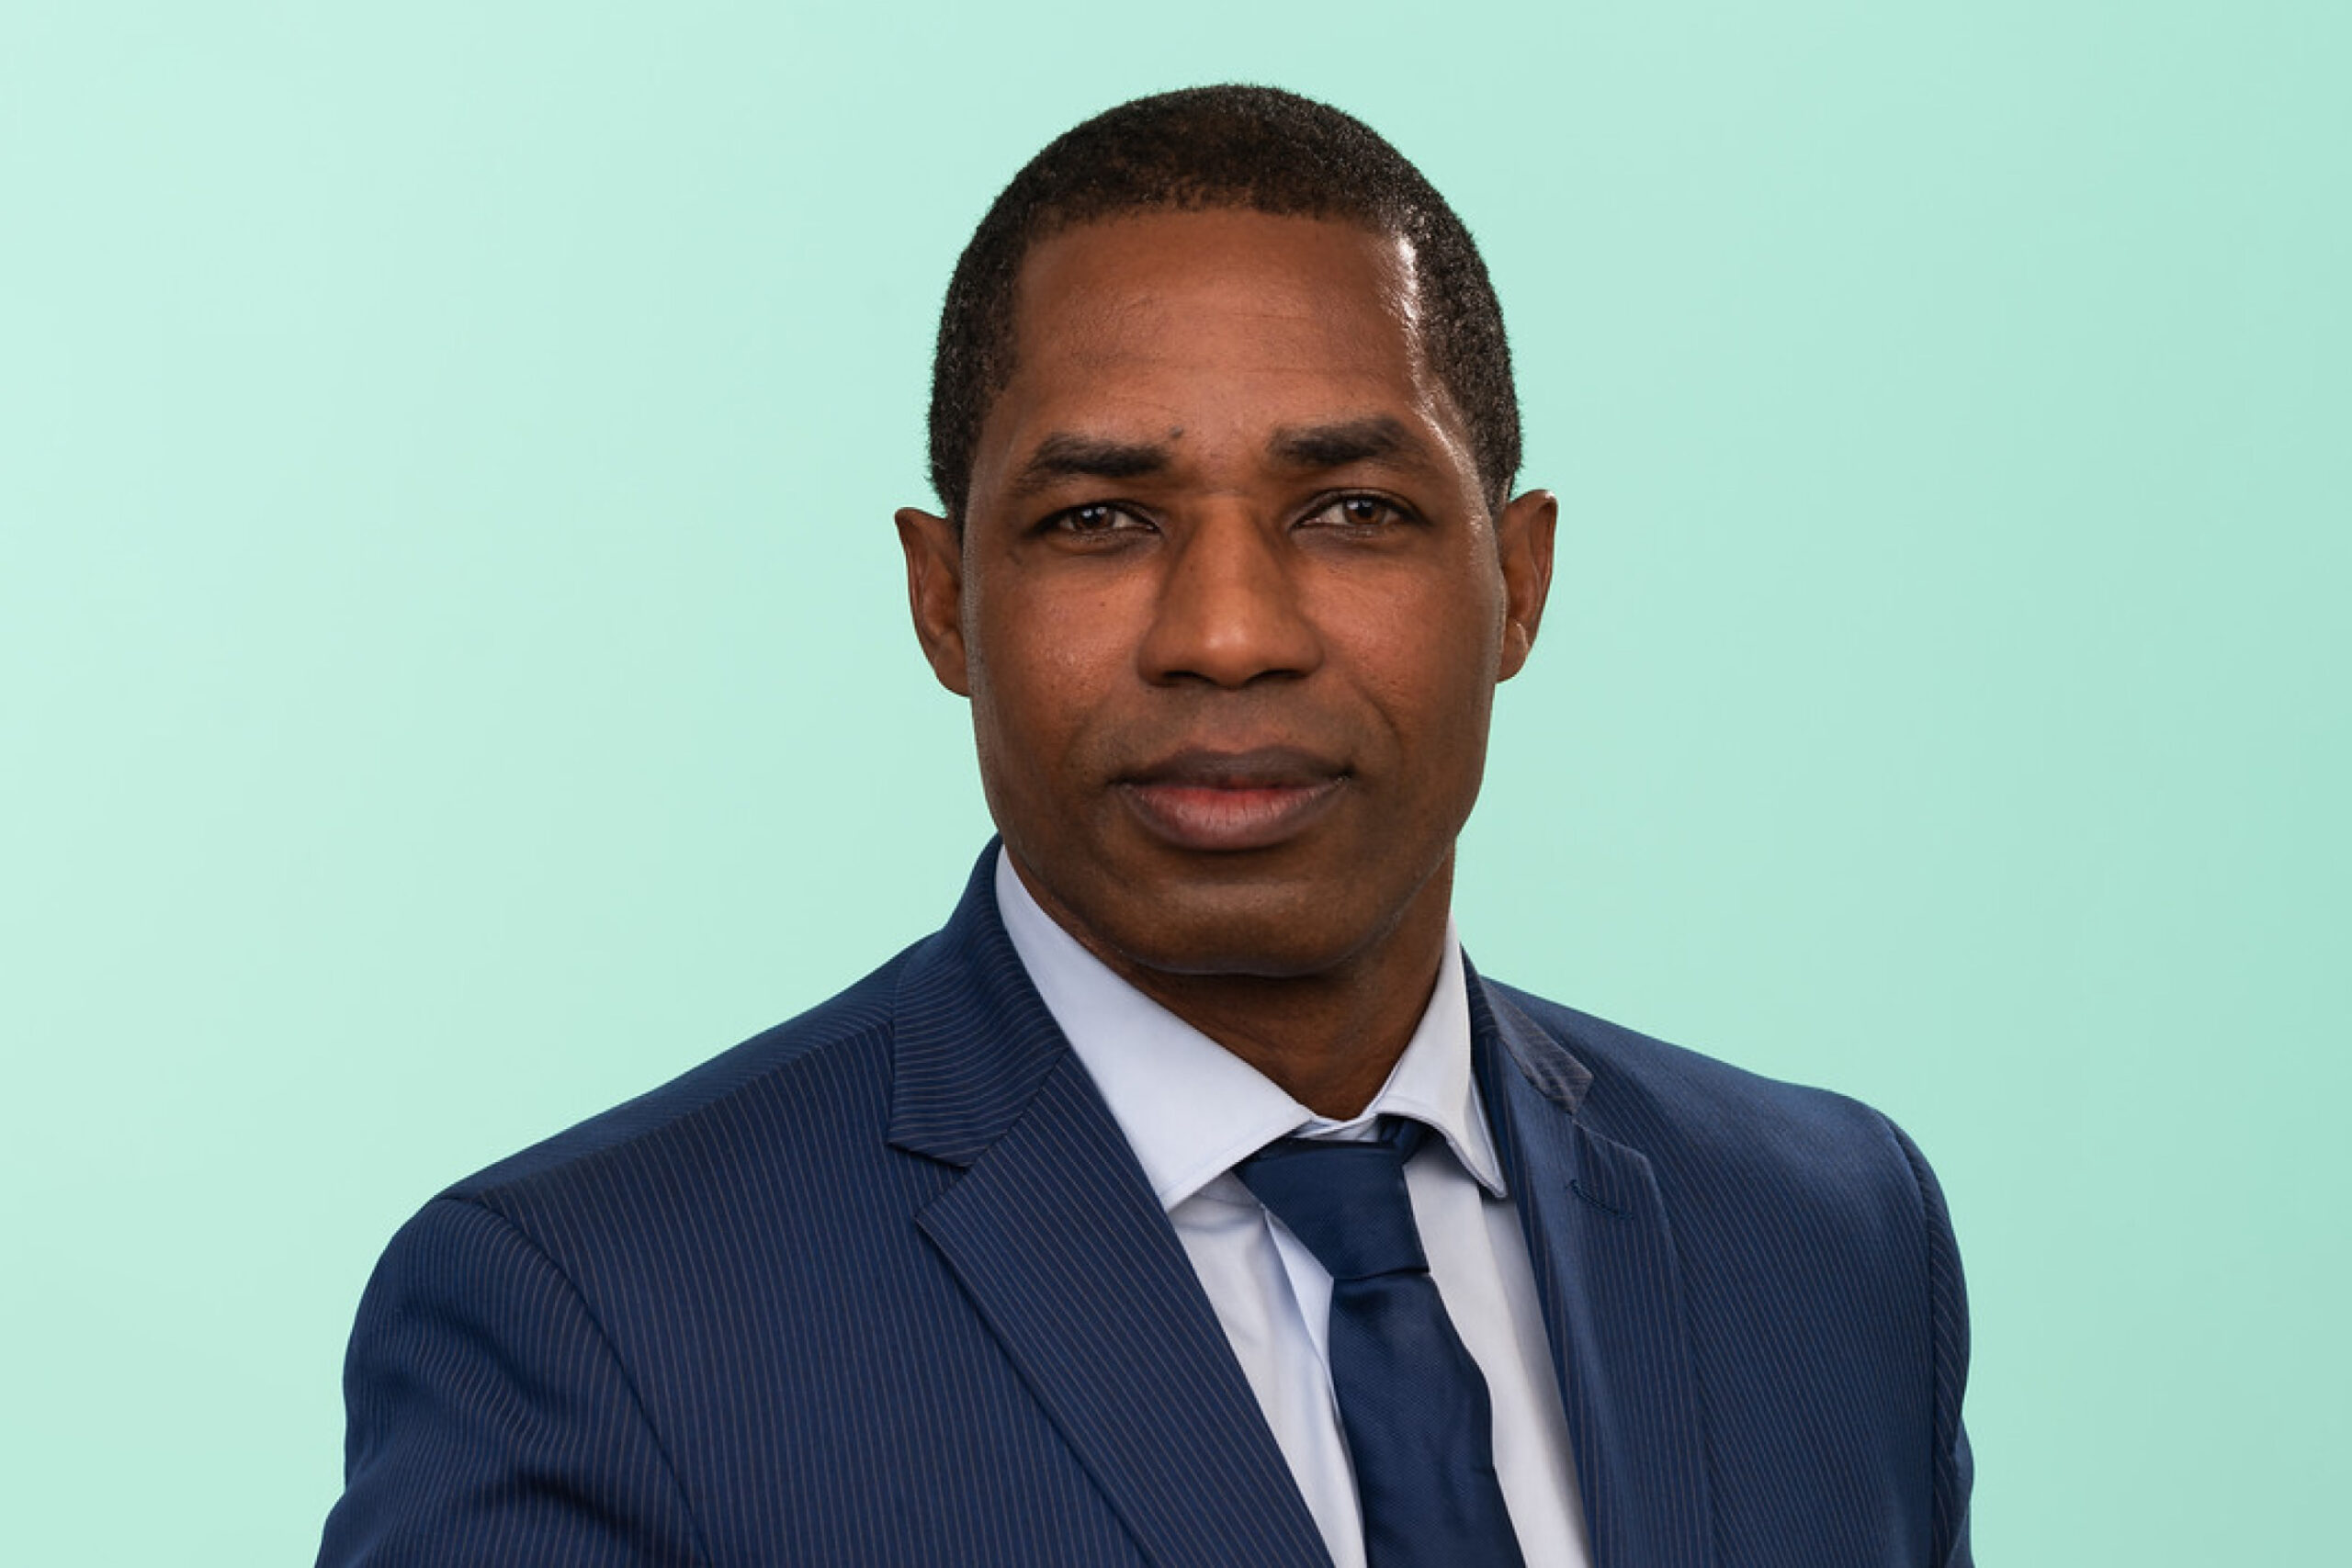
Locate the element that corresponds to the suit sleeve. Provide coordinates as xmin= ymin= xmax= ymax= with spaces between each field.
xmin=317 ymin=1197 xmax=707 ymax=1567
xmin=1884 ymin=1119 xmax=1974 ymax=1568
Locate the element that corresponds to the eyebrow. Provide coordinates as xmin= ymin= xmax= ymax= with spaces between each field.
xmin=1001 ymin=414 xmax=1432 ymax=504
xmin=1267 ymin=415 xmax=1426 ymax=473
xmin=1004 ymin=433 xmax=1174 ymax=502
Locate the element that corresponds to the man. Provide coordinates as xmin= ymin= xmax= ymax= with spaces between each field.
xmin=320 ymin=87 xmax=1973 ymax=1567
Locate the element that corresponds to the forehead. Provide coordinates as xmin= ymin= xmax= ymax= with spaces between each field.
xmin=978 ymin=209 xmax=1462 ymax=470
xmin=1015 ymin=207 xmax=1420 ymax=348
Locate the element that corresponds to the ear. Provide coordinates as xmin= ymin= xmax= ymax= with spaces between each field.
xmin=1493 ymin=488 xmax=1557 ymax=682
xmin=895 ymin=507 xmax=971 ymax=696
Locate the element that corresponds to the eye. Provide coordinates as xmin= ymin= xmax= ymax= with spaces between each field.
xmin=1042 ymin=502 xmax=1151 ymax=538
xmin=1303 ymin=493 xmax=1414 ymax=531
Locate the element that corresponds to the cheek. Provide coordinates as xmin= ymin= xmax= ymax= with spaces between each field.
xmin=1326 ymin=571 xmax=1505 ymax=717
xmin=967 ymin=597 xmax=1125 ymax=770
xmin=989 ymin=569 xmax=1147 ymax=682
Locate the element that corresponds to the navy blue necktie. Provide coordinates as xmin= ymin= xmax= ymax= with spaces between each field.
xmin=1238 ymin=1118 xmax=1527 ymax=1568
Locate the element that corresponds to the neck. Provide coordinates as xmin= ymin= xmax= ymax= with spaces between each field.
xmin=1079 ymin=879 xmax=1454 ymax=1122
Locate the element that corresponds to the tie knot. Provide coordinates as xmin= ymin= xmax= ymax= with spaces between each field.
xmin=1237 ymin=1117 xmax=1430 ymax=1281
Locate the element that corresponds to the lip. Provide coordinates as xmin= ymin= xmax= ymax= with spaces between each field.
xmin=1116 ymin=746 xmax=1349 ymax=852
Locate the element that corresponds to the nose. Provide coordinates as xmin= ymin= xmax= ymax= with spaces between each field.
xmin=1137 ymin=509 xmax=1324 ymax=689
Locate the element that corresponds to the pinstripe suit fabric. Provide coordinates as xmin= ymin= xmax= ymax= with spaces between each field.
xmin=320 ymin=848 xmax=1972 ymax=1566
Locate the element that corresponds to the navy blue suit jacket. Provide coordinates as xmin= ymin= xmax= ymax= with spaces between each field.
xmin=320 ymin=850 xmax=1973 ymax=1566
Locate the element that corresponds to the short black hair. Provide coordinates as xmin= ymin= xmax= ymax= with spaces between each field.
xmin=926 ymin=85 xmax=1521 ymax=521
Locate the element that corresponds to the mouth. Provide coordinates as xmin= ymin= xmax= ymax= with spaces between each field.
xmin=1115 ymin=747 xmax=1350 ymax=852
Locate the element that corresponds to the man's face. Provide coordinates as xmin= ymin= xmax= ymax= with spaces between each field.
xmin=899 ymin=208 xmax=1554 ymax=990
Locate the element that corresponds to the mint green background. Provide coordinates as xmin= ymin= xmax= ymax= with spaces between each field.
xmin=4 ymin=3 xmax=2345 ymax=1562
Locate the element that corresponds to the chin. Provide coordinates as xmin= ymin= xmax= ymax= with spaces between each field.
xmin=1099 ymin=893 xmax=1390 ymax=982
xmin=1125 ymin=935 xmax=1345 ymax=982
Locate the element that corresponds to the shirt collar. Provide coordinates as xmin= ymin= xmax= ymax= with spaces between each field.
xmin=992 ymin=848 xmax=1508 ymax=1211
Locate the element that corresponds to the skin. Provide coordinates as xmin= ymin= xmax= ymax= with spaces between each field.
xmin=899 ymin=208 xmax=1555 ymax=1118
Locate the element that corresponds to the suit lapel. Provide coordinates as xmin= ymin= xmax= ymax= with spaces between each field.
xmin=1473 ymin=974 xmax=1717 ymax=1568
xmin=890 ymin=853 xmax=1329 ymax=1568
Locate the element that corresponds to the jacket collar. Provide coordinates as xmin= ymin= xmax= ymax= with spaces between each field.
xmin=1473 ymin=968 xmax=1718 ymax=1568
xmin=883 ymin=845 xmax=1070 ymax=1168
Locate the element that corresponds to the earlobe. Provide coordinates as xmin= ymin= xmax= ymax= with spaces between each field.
xmin=1494 ymin=489 xmax=1557 ymax=682
xmin=895 ymin=507 xmax=972 ymax=697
